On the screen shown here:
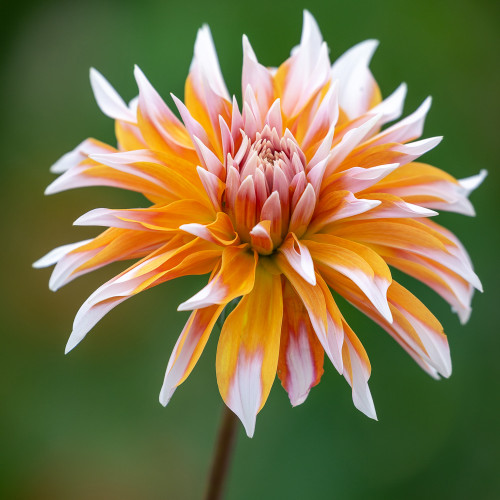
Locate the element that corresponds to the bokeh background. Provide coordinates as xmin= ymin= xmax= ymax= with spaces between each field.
xmin=1 ymin=0 xmax=499 ymax=498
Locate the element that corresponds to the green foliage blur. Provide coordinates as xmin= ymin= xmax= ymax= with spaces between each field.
xmin=1 ymin=0 xmax=499 ymax=498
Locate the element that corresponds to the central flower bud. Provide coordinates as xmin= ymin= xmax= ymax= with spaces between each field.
xmin=223 ymin=126 xmax=318 ymax=254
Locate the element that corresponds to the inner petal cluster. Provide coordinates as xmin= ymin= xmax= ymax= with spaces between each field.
xmin=224 ymin=125 xmax=313 ymax=253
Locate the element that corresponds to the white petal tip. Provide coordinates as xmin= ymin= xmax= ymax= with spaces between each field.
xmin=242 ymin=417 xmax=256 ymax=438
xmin=159 ymin=386 xmax=174 ymax=407
xmin=64 ymin=338 xmax=78 ymax=354
xmin=290 ymin=392 xmax=309 ymax=407
xmin=44 ymin=183 xmax=58 ymax=195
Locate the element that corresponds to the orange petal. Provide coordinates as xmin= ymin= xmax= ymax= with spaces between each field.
xmin=134 ymin=66 xmax=196 ymax=159
xmin=249 ymin=220 xmax=274 ymax=255
xmin=181 ymin=212 xmax=240 ymax=246
xmin=64 ymin=237 xmax=221 ymax=353
xmin=275 ymin=251 xmax=328 ymax=344
xmin=75 ymin=199 xmax=215 ymax=232
xmin=341 ymin=320 xmax=377 ymax=419
xmin=178 ymin=245 xmax=257 ymax=311
xmin=216 ymin=265 xmax=283 ymax=436
xmin=306 ymin=234 xmax=393 ymax=322
xmin=159 ymin=304 xmax=224 ymax=406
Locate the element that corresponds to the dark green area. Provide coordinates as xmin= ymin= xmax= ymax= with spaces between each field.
xmin=1 ymin=0 xmax=499 ymax=498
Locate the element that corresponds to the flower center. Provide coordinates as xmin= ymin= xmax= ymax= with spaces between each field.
xmin=223 ymin=126 xmax=312 ymax=253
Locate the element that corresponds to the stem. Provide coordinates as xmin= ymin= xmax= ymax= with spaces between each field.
xmin=204 ymin=405 xmax=239 ymax=500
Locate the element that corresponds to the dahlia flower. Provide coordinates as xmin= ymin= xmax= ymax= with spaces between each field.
xmin=35 ymin=11 xmax=484 ymax=437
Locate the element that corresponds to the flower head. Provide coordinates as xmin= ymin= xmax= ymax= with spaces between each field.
xmin=35 ymin=11 xmax=485 ymax=437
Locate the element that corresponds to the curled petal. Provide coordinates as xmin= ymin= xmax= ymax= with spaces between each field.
xmin=178 ymin=246 xmax=257 ymax=311
xmin=181 ymin=212 xmax=239 ymax=246
xmin=276 ymin=252 xmax=328 ymax=344
xmin=333 ymin=218 xmax=482 ymax=291
xmin=278 ymin=233 xmax=316 ymax=285
xmin=250 ymin=221 xmax=274 ymax=255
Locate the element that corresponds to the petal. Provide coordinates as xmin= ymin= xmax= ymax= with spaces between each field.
xmin=369 ymin=97 xmax=432 ymax=146
xmin=41 ymin=229 xmax=169 ymax=291
xmin=159 ymin=304 xmax=224 ymax=405
xmin=197 ymin=166 xmax=225 ymax=211
xmin=369 ymin=82 xmax=407 ymax=125
xmin=331 ymin=39 xmax=380 ymax=120
xmin=321 ymin=264 xmax=452 ymax=379
xmin=278 ymin=233 xmax=316 ymax=285
xmin=33 ymin=239 xmax=93 ymax=269
xmin=89 ymin=68 xmax=136 ymax=123
xmin=249 ymin=220 xmax=274 ymax=255
xmin=333 ymin=218 xmax=482 ymax=291
xmin=180 ymin=212 xmax=239 ymax=246
xmin=306 ymin=234 xmax=393 ymax=322
xmin=281 ymin=11 xmax=330 ymax=117
xmin=315 ymin=275 xmax=344 ymax=373
xmin=65 ymin=238 xmax=220 ymax=352
xmin=325 ymin=113 xmax=383 ymax=176
xmin=309 ymin=190 xmax=381 ymax=234
xmin=75 ymin=199 xmax=213 ymax=232
xmin=216 ymin=265 xmax=283 ymax=437
xmin=178 ymin=246 xmax=257 ymax=311
xmin=288 ymin=183 xmax=316 ymax=237
xmin=190 ymin=25 xmax=230 ymax=100
xmin=242 ymin=35 xmax=274 ymax=115
xmin=341 ymin=321 xmax=377 ymax=419
xmin=134 ymin=66 xmax=195 ymax=156
xmin=278 ymin=280 xmax=324 ymax=406
xmin=49 ymin=138 xmax=116 ymax=174
xmin=379 ymin=247 xmax=474 ymax=324
xmin=276 ymin=252 xmax=328 ymax=344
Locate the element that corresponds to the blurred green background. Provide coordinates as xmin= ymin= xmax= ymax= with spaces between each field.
xmin=1 ymin=0 xmax=499 ymax=498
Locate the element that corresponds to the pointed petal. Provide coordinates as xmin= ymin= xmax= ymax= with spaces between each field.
xmin=90 ymin=68 xmax=136 ymax=123
xmin=278 ymin=280 xmax=324 ymax=406
xmin=48 ymin=138 xmax=116 ymax=175
xmin=341 ymin=321 xmax=377 ymax=419
xmin=242 ymin=35 xmax=274 ymax=115
xmin=159 ymin=304 xmax=224 ymax=405
xmin=369 ymin=82 xmax=407 ymax=125
xmin=65 ymin=238 xmax=220 ymax=352
xmin=306 ymin=234 xmax=393 ymax=322
xmin=331 ymin=39 xmax=380 ymax=120
xmin=216 ymin=265 xmax=283 ymax=437
xmin=288 ymin=183 xmax=316 ymax=237
xmin=134 ymin=66 xmax=194 ymax=155
xmin=74 ymin=199 xmax=213 ymax=232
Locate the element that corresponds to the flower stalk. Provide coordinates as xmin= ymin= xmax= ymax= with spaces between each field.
xmin=205 ymin=405 xmax=239 ymax=500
